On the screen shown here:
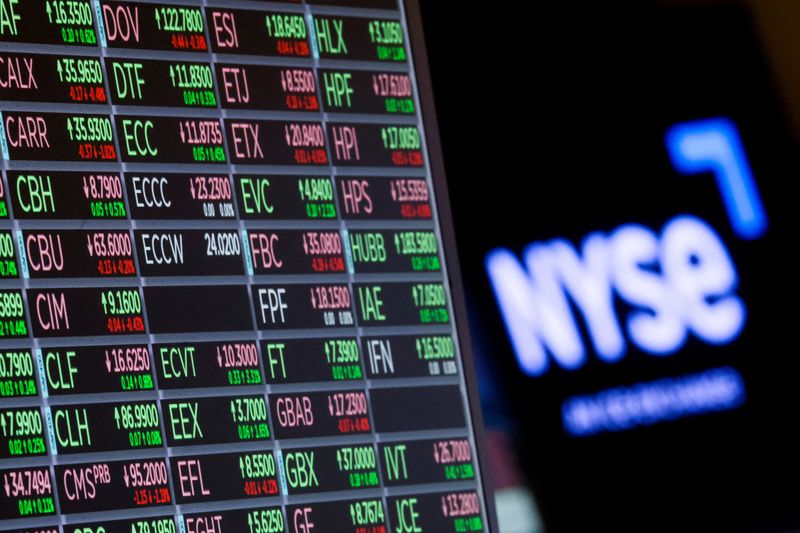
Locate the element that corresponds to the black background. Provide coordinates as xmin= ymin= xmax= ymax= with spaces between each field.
xmin=421 ymin=2 xmax=800 ymax=532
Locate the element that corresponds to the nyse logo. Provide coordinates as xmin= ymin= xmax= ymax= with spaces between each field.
xmin=487 ymin=118 xmax=767 ymax=376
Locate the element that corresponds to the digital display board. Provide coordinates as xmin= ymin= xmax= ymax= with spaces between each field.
xmin=0 ymin=2 xmax=496 ymax=532
xmin=424 ymin=3 xmax=800 ymax=531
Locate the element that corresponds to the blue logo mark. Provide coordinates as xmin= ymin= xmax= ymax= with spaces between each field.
xmin=486 ymin=118 xmax=762 ymax=377
xmin=666 ymin=117 xmax=767 ymax=239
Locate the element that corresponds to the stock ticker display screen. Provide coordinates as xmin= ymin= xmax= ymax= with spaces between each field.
xmin=0 ymin=1 xmax=492 ymax=533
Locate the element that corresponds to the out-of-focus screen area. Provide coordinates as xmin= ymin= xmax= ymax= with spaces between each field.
xmin=421 ymin=1 xmax=800 ymax=531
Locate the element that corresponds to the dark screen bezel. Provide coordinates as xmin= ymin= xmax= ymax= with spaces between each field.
xmin=402 ymin=1 xmax=501 ymax=530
